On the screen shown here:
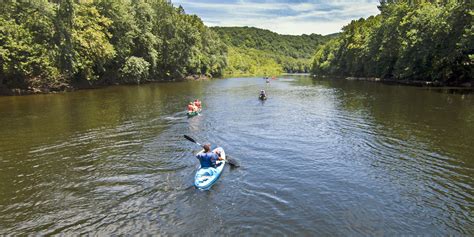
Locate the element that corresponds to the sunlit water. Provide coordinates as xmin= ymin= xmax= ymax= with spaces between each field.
xmin=0 ymin=76 xmax=473 ymax=235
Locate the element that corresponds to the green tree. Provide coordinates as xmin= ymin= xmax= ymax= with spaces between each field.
xmin=120 ymin=56 xmax=150 ymax=84
xmin=0 ymin=0 xmax=233 ymax=92
xmin=71 ymin=2 xmax=115 ymax=81
xmin=213 ymin=26 xmax=334 ymax=74
xmin=0 ymin=1 xmax=59 ymax=88
xmin=312 ymin=0 xmax=473 ymax=85
xmin=93 ymin=0 xmax=138 ymax=72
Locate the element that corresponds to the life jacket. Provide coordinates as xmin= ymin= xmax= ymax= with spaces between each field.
xmin=197 ymin=152 xmax=218 ymax=168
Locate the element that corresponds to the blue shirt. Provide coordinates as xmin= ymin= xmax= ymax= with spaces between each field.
xmin=196 ymin=152 xmax=219 ymax=168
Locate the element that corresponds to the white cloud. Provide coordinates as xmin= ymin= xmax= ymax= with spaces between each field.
xmin=172 ymin=0 xmax=380 ymax=35
xmin=288 ymin=3 xmax=316 ymax=12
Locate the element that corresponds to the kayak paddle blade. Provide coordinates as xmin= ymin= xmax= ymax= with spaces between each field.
xmin=226 ymin=155 xmax=240 ymax=167
xmin=184 ymin=135 xmax=202 ymax=147
xmin=184 ymin=135 xmax=196 ymax=143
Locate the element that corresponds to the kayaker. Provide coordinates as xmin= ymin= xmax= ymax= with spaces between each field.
xmin=259 ymin=90 xmax=266 ymax=98
xmin=194 ymin=99 xmax=201 ymax=109
xmin=196 ymin=143 xmax=223 ymax=168
xmin=187 ymin=102 xmax=197 ymax=112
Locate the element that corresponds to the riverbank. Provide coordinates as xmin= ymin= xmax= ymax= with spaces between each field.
xmin=0 ymin=84 xmax=73 ymax=96
xmin=344 ymin=76 xmax=473 ymax=88
xmin=0 ymin=74 xmax=212 ymax=96
xmin=312 ymin=75 xmax=473 ymax=88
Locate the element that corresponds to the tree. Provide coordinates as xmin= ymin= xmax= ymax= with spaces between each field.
xmin=71 ymin=2 xmax=115 ymax=81
xmin=311 ymin=0 xmax=473 ymax=84
xmin=120 ymin=56 xmax=150 ymax=84
xmin=0 ymin=0 xmax=230 ymax=91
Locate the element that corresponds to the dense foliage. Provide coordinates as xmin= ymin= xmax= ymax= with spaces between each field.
xmin=120 ymin=56 xmax=150 ymax=84
xmin=225 ymin=47 xmax=283 ymax=76
xmin=213 ymin=27 xmax=333 ymax=75
xmin=312 ymin=0 xmax=473 ymax=85
xmin=0 ymin=0 xmax=227 ymax=91
xmin=3 ymin=0 xmax=470 ymax=91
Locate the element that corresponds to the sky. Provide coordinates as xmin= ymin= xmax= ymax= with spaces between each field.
xmin=171 ymin=0 xmax=381 ymax=35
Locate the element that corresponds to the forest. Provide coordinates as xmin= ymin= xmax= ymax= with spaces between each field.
xmin=311 ymin=0 xmax=473 ymax=85
xmin=0 ymin=0 xmax=227 ymax=92
xmin=1 ymin=0 xmax=472 ymax=93
xmin=213 ymin=26 xmax=333 ymax=75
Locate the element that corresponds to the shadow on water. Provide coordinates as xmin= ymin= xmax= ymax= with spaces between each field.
xmin=428 ymin=87 xmax=474 ymax=95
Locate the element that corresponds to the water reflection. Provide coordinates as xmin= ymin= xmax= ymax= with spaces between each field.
xmin=0 ymin=76 xmax=472 ymax=234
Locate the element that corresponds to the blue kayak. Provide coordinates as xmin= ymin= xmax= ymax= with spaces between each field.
xmin=194 ymin=147 xmax=226 ymax=190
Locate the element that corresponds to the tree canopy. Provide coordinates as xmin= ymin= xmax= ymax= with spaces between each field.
xmin=311 ymin=0 xmax=473 ymax=85
xmin=213 ymin=26 xmax=334 ymax=75
xmin=0 ymin=0 xmax=227 ymax=91
xmin=1 ymin=0 xmax=471 ymax=91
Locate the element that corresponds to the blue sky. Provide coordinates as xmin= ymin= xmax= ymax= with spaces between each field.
xmin=171 ymin=0 xmax=380 ymax=35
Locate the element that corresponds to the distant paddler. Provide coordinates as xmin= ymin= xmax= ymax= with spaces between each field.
xmin=259 ymin=90 xmax=267 ymax=100
xmin=194 ymin=99 xmax=202 ymax=109
xmin=187 ymin=102 xmax=200 ymax=117
xmin=187 ymin=101 xmax=198 ymax=113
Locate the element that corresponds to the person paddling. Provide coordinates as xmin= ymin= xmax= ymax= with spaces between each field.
xmin=194 ymin=99 xmax=201 ymax=109
xmin=187 ymin=102 xmax=197 ymax=112
xmin=196 ymin=143 xmax=224 ymax=168
xmin=259 ymin=90 xmax=266 ymax=99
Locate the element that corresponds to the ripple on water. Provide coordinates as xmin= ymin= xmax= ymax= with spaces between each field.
xmin=1 ymin=77 xmax=473 ymax=235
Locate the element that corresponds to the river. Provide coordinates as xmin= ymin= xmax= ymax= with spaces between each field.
xmin=0 ymin=76 xmax=473 ymax=235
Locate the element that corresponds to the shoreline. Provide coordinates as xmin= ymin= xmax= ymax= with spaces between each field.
xmin=2 ymin=74 xmax=472 ymax=96
xmin=0 ymin=74 xmax=212 ymax=96
xmin=345 ymin=76 xmax=472 ymax=88
xmin=313 ymin=75 xmax=473 ymax=88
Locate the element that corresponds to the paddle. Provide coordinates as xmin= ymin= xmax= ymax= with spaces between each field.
xmin=184 ymin=135 xmax=202 ymax=146
xmin=184 ymin=135 xmax=240 ymax=167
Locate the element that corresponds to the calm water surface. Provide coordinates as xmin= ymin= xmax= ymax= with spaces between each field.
xmin=0 ymin=76 xmax=473 ymax=235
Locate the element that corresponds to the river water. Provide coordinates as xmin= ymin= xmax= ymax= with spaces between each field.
xmin=0 ymin=76 xmax=473 ymax=235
